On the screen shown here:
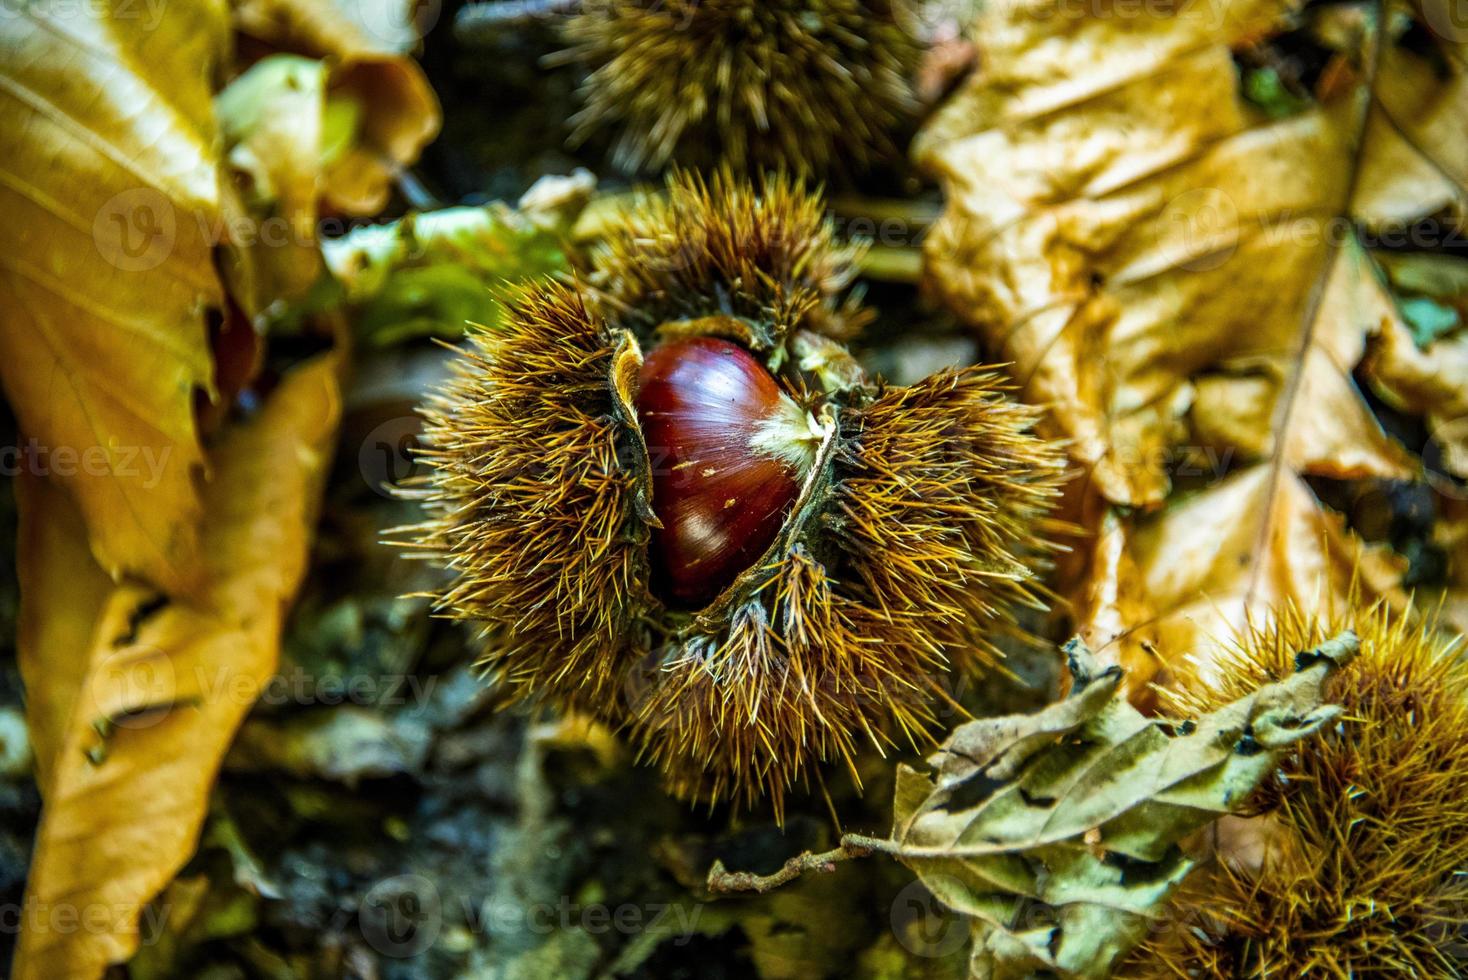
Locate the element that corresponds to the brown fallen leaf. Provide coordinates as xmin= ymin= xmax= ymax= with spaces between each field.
xmin=0 ymin=1 xmax=231 ymax=592
xmin=1361 ymin=253 xmax=1468 ymax=481
xmin=229 ymin=0 xmax=442 ymax=216
xmin=15 ymin=461 xmax=116 ymax=787
xmin=12 ymin=354 xmax=340 ymax=980
xmin=1110 ymin=465 xmax=1406 ymax=690
xmin=1066 ymin=508 xmax=1164 ymax=705
xmin=916 ymin=0 xmax=1462 ymax=677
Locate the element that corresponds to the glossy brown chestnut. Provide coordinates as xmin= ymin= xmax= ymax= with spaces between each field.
xmin=636 ymin=337 xmax=814 ymax=608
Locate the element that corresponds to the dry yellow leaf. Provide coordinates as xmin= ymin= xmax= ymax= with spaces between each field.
xmin=0 ymin=0 xmax=232 ymax=592
xmin=233 ymin=0 xmax=431 ymax=56
xmin=1066 ymin=508 xmax=1164 ymax=703
xmin=1110 ymin=465 xmax=1405 ymax=688
xmin=12 ymin=354 xmax=340 ymax=980
xmin=917 ymin=0 xmax=1462 ymax=676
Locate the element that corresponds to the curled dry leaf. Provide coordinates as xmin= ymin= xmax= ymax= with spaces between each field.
xmin=883 ymin=633 xmax=1356 ymax=980
xmin=229 ymin=0 xmax=442 ymax=216
xmin=12 ymin=356 xmax=340 ymax=980
xmin=0 ymin=0 xmax=230 ymax=592
xmin=1361 ymin=252 xmax=1468 ymax=480
xmin=916 ymin=0 xmax=1464 ymax=680
xmin=233 ymin=0 xmax=431 ymax=57
xmin=216 ymin=55 xmax=337 ymax=306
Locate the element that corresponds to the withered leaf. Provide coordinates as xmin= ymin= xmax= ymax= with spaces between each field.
xmin=215 ymin=54 xmax=336 ymax=307
xmin=0 ymin=0 xmax=231 ymax=591
xmin=1361 ymin=252 xmax=1468 ymax=481
xmin=13 ymin=355 xmax=340 ymax=980
xmin=885 ymin=633 xmax=1356 ymax=980
xmin=229 ymin=0 xmax=441 ymax=216
xmin=917 ymin=0 xmax=1463 ymax=676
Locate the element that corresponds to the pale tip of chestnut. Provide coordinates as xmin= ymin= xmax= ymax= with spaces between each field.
xmin=750 ymin=395 xmax=824 ymax=479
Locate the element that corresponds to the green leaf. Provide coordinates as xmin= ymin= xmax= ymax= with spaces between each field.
xmin=321 ymin=172 xmax=594 ymax=346
xmin=1376 ymin=252 xmax=1468 ymax=347
xmin=883 ymin=632 xmax=1357 ymax=980
xmin=1240 ymin=66 xmax=1311 ymax=119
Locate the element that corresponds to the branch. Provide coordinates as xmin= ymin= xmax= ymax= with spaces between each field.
xmin=705 ymin=834 xmax=893 ymax=896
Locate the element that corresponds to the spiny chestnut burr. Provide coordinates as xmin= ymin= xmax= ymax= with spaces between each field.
xmin=401 ymin=171 xmax=1069 ymax=818
xmin=559 ymin=0 xmax=920 ymax=176
xmin=1129 ymin=602 xmax=1468 ymax=978
xmin=637 ymin=337 xmax=817 ymax=608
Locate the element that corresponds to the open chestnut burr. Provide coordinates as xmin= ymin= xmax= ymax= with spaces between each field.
xmin=403 ymin=171 xmax=1068 ymax=816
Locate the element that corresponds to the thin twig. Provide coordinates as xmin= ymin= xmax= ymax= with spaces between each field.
xmin=705 ymin=834 xmax=894 ymax=896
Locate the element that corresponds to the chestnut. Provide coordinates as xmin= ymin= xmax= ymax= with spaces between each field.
xmin=636 ymin=336 xmax=816 ymax=608
xmin=403 ymin=171 xmax=1068 ymax=817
